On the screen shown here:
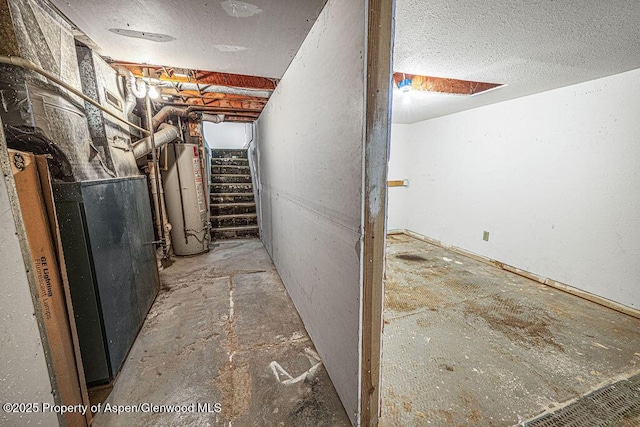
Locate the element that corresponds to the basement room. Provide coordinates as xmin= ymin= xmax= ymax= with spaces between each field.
xmin=381 ymin=1 xmax=640 ymax=425
xmin=1 ymin=0 xmax=639 ymax=426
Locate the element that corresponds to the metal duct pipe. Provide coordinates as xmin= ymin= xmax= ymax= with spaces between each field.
xmin=158 ymin=81 xmax=272 ymax=98
xmin=0 ymin=55 xmax=149 ymax=135
xmin=132 ymin=123 xmax=179 ymax=159
xmin=151 ymin=106 xmax=196 ymax=130
xmin=116 ymin=66 xmax=146 ymax=115
xmin=201 ymin=113 xmax=224 ymax=123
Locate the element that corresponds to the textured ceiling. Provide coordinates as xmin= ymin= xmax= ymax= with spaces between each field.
xmin=49 ymin=0 xmax=327 ymax=78
xmin=393 ymin=0 xmax=640 ymax=123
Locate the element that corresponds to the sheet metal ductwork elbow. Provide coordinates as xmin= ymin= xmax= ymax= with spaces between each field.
xmin=132 ymin=123 xmax=180 ymax=159
xmin=151 ymin=106 xmax=198 ymax=130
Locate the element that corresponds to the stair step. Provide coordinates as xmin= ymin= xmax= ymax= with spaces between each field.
xmin=212 ymin=225 xmax=259 ymax=232
xmin=211 ymin=157 xmax=249 ymax=166
xmin=211 ymin=174 xmax=253 ymax=183
xmin=210 ymin=183 xmax=253 ymax=193
xmin=211 ymin=225 xmax=259 ymax=240
xmin=211 ymin=202 xmax=256 ymax=207
xmin=210 ymin=193 xmax=256 ymax=203
xmin=210 ymin=202 xmax=256 ymax=215
xmin=211 ymin=157 xmax=249 ymax=162
xmin=210 ymin=149 xmax=248 ymax=159
xmin=211 ymin=213 xmax=258 ymax=227
xmin=212 ymin=165 xmax=250 ymax=174
xmin=211 ymin=213 xmax=258 ymax=219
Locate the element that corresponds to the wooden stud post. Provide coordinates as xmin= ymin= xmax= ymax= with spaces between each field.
xmin=361 ymin=0 xmax=394 ymax=426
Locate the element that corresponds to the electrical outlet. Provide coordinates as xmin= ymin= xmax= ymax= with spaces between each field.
xmin=483 ymin=231 xmax=490 ymax=241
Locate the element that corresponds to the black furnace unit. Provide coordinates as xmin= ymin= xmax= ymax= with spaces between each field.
xmin=53 ymin=176 xmax=159 ymax=385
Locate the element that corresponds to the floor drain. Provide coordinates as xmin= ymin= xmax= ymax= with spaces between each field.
xmin=525 ymin=373 xmax=640 ymax=427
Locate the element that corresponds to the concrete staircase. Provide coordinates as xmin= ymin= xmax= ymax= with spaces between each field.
xmin=210 ymin=149 xmax=259 ymax=240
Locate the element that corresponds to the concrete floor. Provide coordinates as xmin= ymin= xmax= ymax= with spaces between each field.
xmin=380 ymin=233 xmax=640 ymax=426
xmin=93 ymin=239 xmax=350 ymax=427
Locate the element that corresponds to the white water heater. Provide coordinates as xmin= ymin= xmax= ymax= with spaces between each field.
xmin=162 ymin=143 xmax=210 ymax=255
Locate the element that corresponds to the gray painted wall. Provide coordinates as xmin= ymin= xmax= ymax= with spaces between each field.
xmin=0 ymin=141 xmax=58 ymax=426
xmin=254 ymin=0 xmax=366 ymax=423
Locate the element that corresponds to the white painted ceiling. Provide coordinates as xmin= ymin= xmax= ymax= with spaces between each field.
xmin=393 ymin=0 xmax=640 ymax=124
xmin=49 ymin=0 xmax=327 ymax=78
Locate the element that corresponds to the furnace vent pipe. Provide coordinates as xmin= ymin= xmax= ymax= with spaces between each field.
xmin=201 ymin=113 xmax=224 ymax=123
xmin=132 ymin=123 xmax=179 ymax=159
xmin=116 ymin=67 xmax=146 ymax=115
xmin=158 ymin=81 xmax=272 ymax=98
xmin=151 ymin=106 xmax=197 ymax=130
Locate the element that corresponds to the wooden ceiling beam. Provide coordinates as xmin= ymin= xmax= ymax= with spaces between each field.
xmin=224 ymin=116 xmax=256 ymax=123
xmin=111 ymin=61 xmax=277 ymax=90
xmin=160 ymin=88 xmax=266 ymax=104
xmin=393 ymin=72 xmax=502 ymax=95
xmin=163 ymin=97 xmax=264 ymax=110
xmin=161 ymin=88 xmax=267 ymax=110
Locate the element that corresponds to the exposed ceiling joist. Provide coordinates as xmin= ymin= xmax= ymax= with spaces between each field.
xmin=161 ymin=97 xmax=265 ymax=111
xmin=393 ymin=0 xmax=640 ymax=123
xmin=393 ymin=72 xmax=502 ymax=96
xmin=224 ymin=116 xmax=257 ymax=123
xmin=112 ymin=61 xmax=274 ymax=122
xmin=159 ymin=89 xmax=266 ymax=108
xmin=112 ymin=62 xmax=278 ymax=90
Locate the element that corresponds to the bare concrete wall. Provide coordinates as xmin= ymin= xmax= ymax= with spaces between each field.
xmin=0 ymin=131 xmax=57 ymax=426
xmin=254 ymin=0 xmax=366 ymax=423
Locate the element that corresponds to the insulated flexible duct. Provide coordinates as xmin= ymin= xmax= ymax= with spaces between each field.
xmin=116 ymin=66 xmax=146 ymax=115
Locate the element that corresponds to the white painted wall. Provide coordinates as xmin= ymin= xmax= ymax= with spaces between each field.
xmin=387 ymin=124 xmax=410 ymax=231
xmin=203 ymin=122 xmax=253 ymax=149
xmin=254 ymin=0 xmax=366 ymax=423
xmin=392 ymin=68 xmax=640 ymax=309
xmin=0 ymin=168 xmax=58 ymax=426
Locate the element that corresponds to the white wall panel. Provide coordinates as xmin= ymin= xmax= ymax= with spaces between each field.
xmin=394 ymin=68 xmax=640 ymax=309
xmin=387 ymin=124 xmax=410 ymax=231
xmin=255 ymin=0 xmax=366 ymax=423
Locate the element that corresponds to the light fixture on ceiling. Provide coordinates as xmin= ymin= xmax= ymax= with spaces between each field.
xmin=148 ymin=85 xmax=160 ymax=99
xmin=398 ymin=77 xmax=412 ymax=93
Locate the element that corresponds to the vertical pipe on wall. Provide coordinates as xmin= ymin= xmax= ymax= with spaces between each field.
xmin=171 ymin=143 xmax=189 ymax=245
xmin=145 ymin=95 xmax=168 ymax=259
